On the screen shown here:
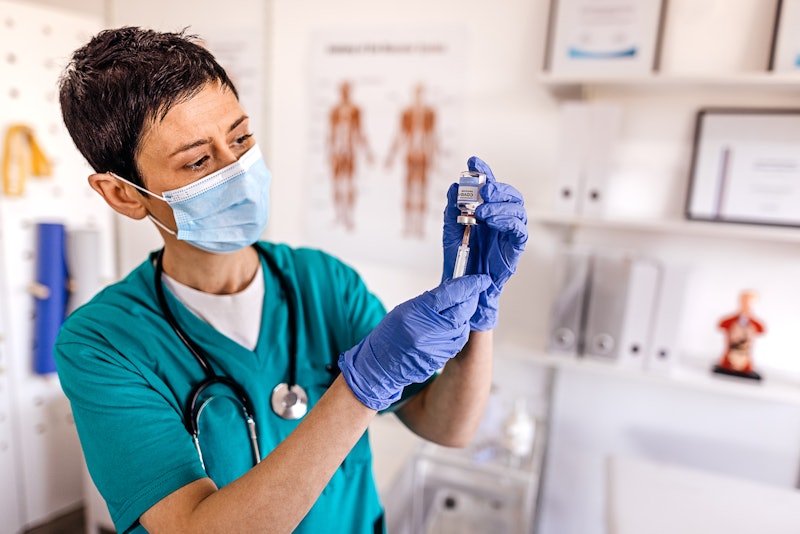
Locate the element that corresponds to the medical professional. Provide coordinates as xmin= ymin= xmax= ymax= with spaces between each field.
xmin=54 ymin=27 xmax=527 ymax=533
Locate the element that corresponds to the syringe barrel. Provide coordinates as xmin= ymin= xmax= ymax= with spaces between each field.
xmin=452 ymin=244 xmax=470 ymax=278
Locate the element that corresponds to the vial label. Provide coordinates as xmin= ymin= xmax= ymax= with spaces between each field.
xmin=457 ymin=186 xmax=481 ymax=203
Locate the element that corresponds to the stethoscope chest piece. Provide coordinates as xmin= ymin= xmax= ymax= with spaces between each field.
xmin=271 ymin=382 xmax=308 ymax=420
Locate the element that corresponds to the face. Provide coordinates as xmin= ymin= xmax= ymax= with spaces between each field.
xmin=134 ymin=82 xmax=256 ymax=232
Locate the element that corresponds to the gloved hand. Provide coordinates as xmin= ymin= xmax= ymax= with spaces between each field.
xmin=442 ymin=156 xmax=528 ymax=331
xmin=338 ymin=274 xmax=492 ymax=411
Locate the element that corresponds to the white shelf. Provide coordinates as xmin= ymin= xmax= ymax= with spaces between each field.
xmin=530 ymin=211 xmax=800 ymax=244
xmin=498 ymin=344 xmax=800 ymax=407
xmin=539 ymin=72 xmax=800 ymax=92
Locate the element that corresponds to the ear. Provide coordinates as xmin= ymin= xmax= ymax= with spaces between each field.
xmin=88 ymin=173 xmax=149 ymax=220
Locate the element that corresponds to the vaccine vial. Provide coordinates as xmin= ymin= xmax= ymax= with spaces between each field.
xmin=456 ymin=171 xmax=486 ymax=225
xmin=452 ymin=170 xmax=486 ymax=278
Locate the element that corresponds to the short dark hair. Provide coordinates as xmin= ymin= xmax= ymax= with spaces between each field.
xmin=59 ymin=26 xmax=238 ymax=187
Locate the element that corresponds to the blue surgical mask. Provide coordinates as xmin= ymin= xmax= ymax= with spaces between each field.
xmin=112 ymin=145 xmax=271 ymax=253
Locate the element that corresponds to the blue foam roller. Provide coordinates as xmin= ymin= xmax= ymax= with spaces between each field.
xmin=33 ymin=222 xmax=68 ymax=375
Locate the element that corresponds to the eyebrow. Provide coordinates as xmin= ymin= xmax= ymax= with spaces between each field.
xmin=168 ymin=115 xmax=250 ymax=157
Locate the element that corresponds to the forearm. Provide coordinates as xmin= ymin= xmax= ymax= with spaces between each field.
xmin=397 ymin=330 xmax=493 ymax=447
xmin=140 ymin=375 xmax=376 ymax=534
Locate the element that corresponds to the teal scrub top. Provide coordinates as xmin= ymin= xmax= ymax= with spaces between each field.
xmin=55 ymin=242 xmax=421 ymax=533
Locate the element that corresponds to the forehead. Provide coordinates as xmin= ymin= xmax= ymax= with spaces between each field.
xmin=139 ymin=83 xmax=244 ymax=153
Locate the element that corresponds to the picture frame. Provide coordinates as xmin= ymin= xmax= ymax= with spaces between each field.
xmin=685 ymin=109 xmax=800 ymax=227
xmin=544 ymin=0 xmax=666 ymax=76
xmin=769 ymin=0 xmax=800 ymax=72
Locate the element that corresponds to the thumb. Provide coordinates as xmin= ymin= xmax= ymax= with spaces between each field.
xmin=426 ymin=274 xmax=492 ymax=313
xmin=444 ymin=182 xmax=460 ymax=221
xmin=467 ymin=156 xmax=496 ymax=183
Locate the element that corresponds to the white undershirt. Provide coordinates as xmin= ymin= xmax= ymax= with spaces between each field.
xmin=162 ymin=263 xmax=264 ymax=350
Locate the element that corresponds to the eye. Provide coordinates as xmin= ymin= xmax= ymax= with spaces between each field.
xmin=233 ymin=133 xmax=254 ymax=146
xmin=185 ymin=155 xmax=210 ymax=171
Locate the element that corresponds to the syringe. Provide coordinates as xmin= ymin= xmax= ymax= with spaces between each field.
xmin=452 ymin=171 xmax=486 ymax=278
xmin=452 ymin=225 xmax=471 ymax=278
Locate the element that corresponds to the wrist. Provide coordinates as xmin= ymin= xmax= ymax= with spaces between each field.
xmin=337 ymin=351 xmax=403 ymax=411
xmin=469 ymin=305 xmax=497 ymax=331
xmin=469 ymin=291 xmax=500 ymax=331
xmin=454 ymin=330 xmax=494 ymax=360
xmin=329 ymin=374 xmax=379 ymax=415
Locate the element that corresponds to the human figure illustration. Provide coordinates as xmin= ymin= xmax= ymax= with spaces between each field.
xmin=327 ymin=81 xmax=372 ymax=231
xmin=385 ymin=83 xmax=439 ymax=239
xmin=713 ymin=290 xmax=765 ymax=380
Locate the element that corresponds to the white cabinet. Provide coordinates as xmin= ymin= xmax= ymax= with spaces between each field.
xmin=536 ymin=67 xmax=800 ymax=376
xmin=532 ymin=3 xmax=800 ymax=533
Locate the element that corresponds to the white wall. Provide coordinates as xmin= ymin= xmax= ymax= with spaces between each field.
xmin=267 ymin=0 xmax=557 ymax=337
xmin=16 ymin=0 xmax=103 ymax=16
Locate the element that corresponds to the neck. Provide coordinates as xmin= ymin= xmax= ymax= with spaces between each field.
xmin=160 ymin=243 xmax=260 ymax=295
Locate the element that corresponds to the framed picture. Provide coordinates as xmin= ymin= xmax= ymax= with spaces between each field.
xmin=685 ymin=109 xmax=800 ymax=227
xmin=769 ymin=0 xmax=800 ymax=72
xmin=544 ymin=0 xmax=666 ymax=76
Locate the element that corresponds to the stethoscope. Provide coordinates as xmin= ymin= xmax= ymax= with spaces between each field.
xmin=154 ymin=244 xmax=309 ymax=469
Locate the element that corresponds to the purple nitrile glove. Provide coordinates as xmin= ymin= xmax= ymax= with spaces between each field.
xmin=338 ymin=274 xmax=492 ymax=411
xmin=442 ymin=156 xmax=528 ymax=331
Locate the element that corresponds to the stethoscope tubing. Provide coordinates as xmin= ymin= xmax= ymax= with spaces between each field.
xmin=153 ymin=244 xmax=300 ymax=462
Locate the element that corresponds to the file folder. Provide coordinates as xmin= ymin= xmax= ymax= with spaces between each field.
xmin=554 ymin=103 xmax=590 ymax=214
xmin=583 ymin=254 xmax=659 ymax=368
xmin=645 ymin=263 xmax=690 ymax=374
xmin=579 ymin=103 xmax=622 ymax=217
xmin=547 ymin=249 xmax=592 ymax=356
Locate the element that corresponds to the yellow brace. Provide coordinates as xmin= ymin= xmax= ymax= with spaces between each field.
xmin=2 ymin=124 xmax=53 ymax=196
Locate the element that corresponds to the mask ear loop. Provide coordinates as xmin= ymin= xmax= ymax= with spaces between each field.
xmin=108 ymin=171 xmax=167 ymax=201
xmin=147 ymin=214 xmax=177 ymax=236
xmin=109 ymin=172 xmax=177 ymax=236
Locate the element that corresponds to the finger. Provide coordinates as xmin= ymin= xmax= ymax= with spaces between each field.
xmin=479 ymin=212 xmax=529 ymax=247
xmin=444 ymin=182 xmax=460 ymax=218
xmin=426 ymin=323 xmax=470 ymax=352
xmin=438 ymin=294 xmax=481 ymax=325
xmin=467 ymin=156 xmax=496 ymax=183
xmin=477 ymin=202 xmax=528 ymax=226
xmin=480 ymin=181 xmax=524 ymax=205
xmin=427 ymin=274 xmax=492 ymax=312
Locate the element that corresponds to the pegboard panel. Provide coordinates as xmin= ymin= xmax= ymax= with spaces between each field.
xmin=0 ymin=290 xmax=22 ymax=534
xmin=0 ymin=2 xmax=114 ymax=529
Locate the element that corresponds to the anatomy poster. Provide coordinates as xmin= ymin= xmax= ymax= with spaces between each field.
xmin=306 ymin=28 xmax=466 ymax=271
